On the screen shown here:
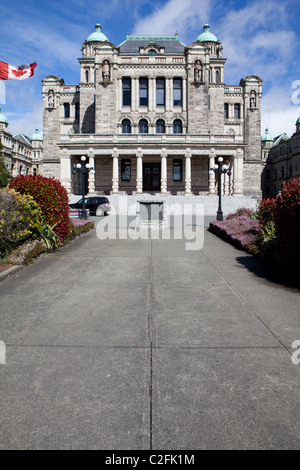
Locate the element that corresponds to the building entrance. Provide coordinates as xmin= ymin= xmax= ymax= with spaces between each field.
xmin=143 ymin=163 xmax=161 ymax=192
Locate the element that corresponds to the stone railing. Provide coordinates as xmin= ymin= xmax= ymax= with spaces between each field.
xmin=62 ymin=133 xmax=243 ymax=144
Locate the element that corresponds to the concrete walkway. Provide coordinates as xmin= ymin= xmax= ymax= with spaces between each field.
xmin=0 ymin=221 xmax=299 ymax=450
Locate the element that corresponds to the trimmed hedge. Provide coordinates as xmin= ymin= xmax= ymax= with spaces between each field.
xmin=9 ymin=175 xmax=70 ymax=242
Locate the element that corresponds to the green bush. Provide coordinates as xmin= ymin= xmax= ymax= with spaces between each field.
xmin=0 ymin=188 xmax=43 ymax=257
xmin=9 ymin=175 xmax=70 ymax=241
xmin=0 ymin=144 xmax=11 ymax=188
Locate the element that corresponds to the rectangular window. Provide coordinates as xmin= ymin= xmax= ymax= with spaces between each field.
xmin=156 ymin=78 xmax=165 ymax=106
xmin=122 ymin=78 xmax=131 ymax=107
xmin=173 ymin=159 xmax=182 ymax=181
xmin=139 ymin=78 xmax=148 ymax=106
xmin=208 ymin=95 xmax=211 ymax=110
xmin=224 ymin=103 xmax=229 ymax=119
xmin=121 ymin=159 xmax=131 ymax=181
xmin=234 ymin=103 xmax=240 ymax=119
xmin=173 ymin=78 xmax=182 ymax=106
xmin=64 ymin=103 xmax=70 ymax=119
xmin=75 ymin=103 xmax=80 ymax=120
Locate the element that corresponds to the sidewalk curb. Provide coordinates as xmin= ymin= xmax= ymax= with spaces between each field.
xmin=0 ymin=264 xmax=25 ymax=283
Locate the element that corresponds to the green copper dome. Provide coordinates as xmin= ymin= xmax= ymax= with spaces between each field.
xmin=0 ymin=106 xmax=8 ymax=124
xmin=261 ymin=127 xmax=273 ymax=142
xmin=296 ymin=116 xmax=300 ymax=125
xmin=30 ymin=128 xmax=43 ymax=141
xmin=87 ymin=23 xmax=109 ymax=42
xmin=197 ymin=24 xmax=218 ymax=43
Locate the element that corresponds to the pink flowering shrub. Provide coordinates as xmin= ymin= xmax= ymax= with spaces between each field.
xmin=209 ymin=211 xmax=260 ymax=253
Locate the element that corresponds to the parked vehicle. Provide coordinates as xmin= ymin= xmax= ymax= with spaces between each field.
xmin=69 ymin=196 xmax=111 ymax=216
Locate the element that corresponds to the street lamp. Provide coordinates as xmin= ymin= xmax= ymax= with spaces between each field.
xmin=72 ymin=156 xmax=95 ymax=218
xmin=209 ymin=157 xmax=232 ymax=221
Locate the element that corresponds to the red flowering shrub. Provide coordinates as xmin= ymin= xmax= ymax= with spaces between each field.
xmin=274 ymin=178 xmax=300 ymax=270
xmin=9 ymin=175 xmax=70 ymax=242
xmin=256 ymin=198 xmax=277 ymax=225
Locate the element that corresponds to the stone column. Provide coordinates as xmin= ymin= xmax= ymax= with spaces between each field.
xmin=136 ymin=147 xmax=143 ymax=194
xmin=182 ymin=78 xmax=187 ymax=112
xmin=209 ymin=149 xmax=216 ymax=195
xmin=161 ymin=148 xmax=167 ymax=194
xmin=60 ymin=148 xmax=71 ymax=193
xmin=149 ymin=78 xmax=154 ymax=111
xmin=185 ymin=148 xmax=192 ymax=195
xmin=111 ymin=147 xmax=119 ymax=194
xmin=166 ymin=78 xmax=172 ymax=112
xmin=88 ymin=148 xmax=95 ymax=194
xmin=233 ymin=149 xmax=243 ymax=195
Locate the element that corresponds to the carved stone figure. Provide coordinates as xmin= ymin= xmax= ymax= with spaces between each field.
xmin=102 ymin=60 xmax=110 ymax=81
xmin=48 ymin=90 xmax=54 ymax=108
xmin=194 ymin=61 xmax=202 ymax=83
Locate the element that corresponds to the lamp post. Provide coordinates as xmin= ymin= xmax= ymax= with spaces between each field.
xmin=209 ymin=157 xmax=232 ymax=221
xmin=72 ymin=156 xmax=95 ymax=218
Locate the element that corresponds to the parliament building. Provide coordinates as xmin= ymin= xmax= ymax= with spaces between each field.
xmin=42 ymin=23 xmax=263 ymax=199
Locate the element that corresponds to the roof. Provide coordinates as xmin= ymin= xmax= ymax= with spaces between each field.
xmin=119 ymin=34 xmax=186 ymax=53
xmin=0 ymin=106 xmax=8 ymax=124
xmin=87 ymin=23 xmax=109 ymax=42
xmin=272 ymin=133 xmax=289 ymax=146
xmin=261 ymin=127 xmax=273 ymax=142
xmin=30 ymin=128 xmax=43 ymax=141
xmin=197 ymin=24 xmax=218 ymax=43
xmin=13 ymin=133 xmax=31 ymax=147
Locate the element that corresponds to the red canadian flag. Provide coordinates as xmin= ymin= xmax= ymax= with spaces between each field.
xmin=0 ymin=61 xmax=37 ymax=80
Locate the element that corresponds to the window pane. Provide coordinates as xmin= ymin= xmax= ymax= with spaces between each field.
xmin=173 ymin=159 xmax=182 ymax=181
xmin=122 ymin=119 xmax=131 ymax=134
xmin=139 ymin=119 xmax=148 ymax=133
xmin=234 ymin=104 xmax=240 ymax=119
xmin=122 ymin=78 xmax=131 ymax=106
xmin=139 ymin=78 xmax=148 ymax=106
xmin=156 ymin=79 xmax=165 ymax=106
xmin=64 ymin=103 xmax=70 ymax=119
xmin=156 ymin=120 xmax=165 ymax=134
xmin=173 ymin=119 xmax=182 ymax=134
xmin=121 ymin=160 xmax=131 ymax=181
xmin=224 ymin=104 xmax=228 ymax=119
xmin=173 ymin=78 xmax=182 ymax=106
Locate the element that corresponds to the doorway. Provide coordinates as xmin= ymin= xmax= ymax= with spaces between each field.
xmin=143 ymin=163 xmax=161 ymax=192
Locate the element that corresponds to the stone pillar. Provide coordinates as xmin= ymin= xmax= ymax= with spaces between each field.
xmin=209 ymin=148 xmax=216 ymax=195
xmin=166 ymin=78 xmax=172 ymax=112
xmin=60 ymin=148 xmax=71 ymax=193
xmin=182 ymin=78 xmax=187 ymax=112
xmin=233 ymin=149 xmax=243 ymax=195
xmin=88 ymin=148 xmax=95 ymax=194
xmin=111 ymin=147 xmax=119 ymax=194
xmin=185 ymin=148 xmax=192 ymax=195
xmin=136 ymin=147 xmax=143 ymax=194
xmin=161 ymin=148 xmax=167 ymax=194
xmin=149 ymin=78 xmax=155 ymax=111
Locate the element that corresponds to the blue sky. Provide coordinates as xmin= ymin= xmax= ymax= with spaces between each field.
xmin=0 ymin=0 xmax=300 ymax=139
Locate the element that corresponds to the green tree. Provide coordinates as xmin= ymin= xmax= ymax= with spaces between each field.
xmin=0 ymin=142 xmax=11 ymax=187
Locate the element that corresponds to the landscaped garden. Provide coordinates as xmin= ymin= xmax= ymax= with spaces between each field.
xmin=0 ymin=174 xmax=94 ymax=273
xmin=209 ymin=178 xmax=300 ymax=282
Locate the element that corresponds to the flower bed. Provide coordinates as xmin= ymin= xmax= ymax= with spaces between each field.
xmin=209 ymin=212 xmax=260 ymax=254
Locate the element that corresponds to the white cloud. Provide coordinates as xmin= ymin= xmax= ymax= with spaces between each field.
xmin=262 ymin=86 xmax=300 ymax=137
xmin=134 ymin=0 xmax=212 ymax=40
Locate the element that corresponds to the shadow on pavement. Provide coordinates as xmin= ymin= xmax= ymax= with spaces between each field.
xmin=236 ymin=255 xmax=300 ymax=291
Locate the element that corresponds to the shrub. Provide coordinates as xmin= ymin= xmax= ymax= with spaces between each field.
xmin=209 ymin=215 xmax=260 ymax=253
xmin=0 ymin=188 xmax=43 ymax=257
xmin=226 ymin=207 xmax=253 ymax=220
xmin=274 ymin=178 xmax=300 ymax=270
xmin=9 ymin=175 xmax=70 ymax=242
xmin=0 ymin=152 xmax=11 ymax=188
xmin=256 ymin=198 xmax=277 ymax=225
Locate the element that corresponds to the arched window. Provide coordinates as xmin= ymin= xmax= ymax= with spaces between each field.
xmin=148 ymin=49 xmax=157 ymax=55
xmin=122 ymin=119 xmax=131 ymax=134
xmin=85 ymin=70 xmax=89 ymax=83
xmin=139 ymin=119 xmax=148 ymax=134
xmin=173 ymin=119 xmax=182 ymax=134
xmin=156 ymin=119 xmax=165 ymax=134
xmin=215 ymin=70 xmax=220 ymax=83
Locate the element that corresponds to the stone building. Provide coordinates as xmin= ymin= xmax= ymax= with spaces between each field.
xmin=262 ymin=118 xmax=300 ymax=198
xmin=42 ymin=23 xmax=263 ymax=198
xmin=0 ymin=106 xmax=43 ymax=177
